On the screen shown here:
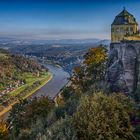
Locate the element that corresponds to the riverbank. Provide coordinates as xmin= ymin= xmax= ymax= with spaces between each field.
xmin=31 ymin=64 xmax=70 ymax=99
xmin=23 ymin=72 xmax=53 ymax=99
xmin=0 ymin=64 xmax=70 ymax=121
xmin=0 ymin=72 xmax=53 ymax=120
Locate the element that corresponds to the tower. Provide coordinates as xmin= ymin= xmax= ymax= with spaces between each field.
xmin=111 ymin=8 xmax=139 ymax=42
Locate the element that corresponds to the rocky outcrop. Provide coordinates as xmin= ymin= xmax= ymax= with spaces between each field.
xmin=107 ymin=41 xmax=140 ymax=98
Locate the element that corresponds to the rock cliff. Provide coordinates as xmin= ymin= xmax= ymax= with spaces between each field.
xmin=107 ymin=41 xmax=140 ymax=98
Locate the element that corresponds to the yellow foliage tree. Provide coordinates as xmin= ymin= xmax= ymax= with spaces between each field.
xmin=71 ymin=46 xmax=108 ymax=92
xmin=84 ymin=47 xmax=107 ymax=66
xmin=0 ymin=121 xmax=9 ymax=139
xmin=84 ymin=46 xmax=107 ymax=81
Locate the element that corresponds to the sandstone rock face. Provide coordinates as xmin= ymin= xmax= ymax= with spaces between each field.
xmin=107 ymin=41 xmax=140 ymax=98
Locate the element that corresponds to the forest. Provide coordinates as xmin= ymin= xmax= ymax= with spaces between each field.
xmin=1 ymin=46 xmax=140 ymax=140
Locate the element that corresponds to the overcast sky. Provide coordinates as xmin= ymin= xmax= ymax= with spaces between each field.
xmin=0 ymin=0 xmax=139 ymax=40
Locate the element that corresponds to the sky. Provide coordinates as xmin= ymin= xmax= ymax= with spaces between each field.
xmin=0 ymin=0 xmax=139 ymax=40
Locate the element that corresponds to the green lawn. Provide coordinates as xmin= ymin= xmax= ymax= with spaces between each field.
xmin=22 ymin=73 xmax=52 ymax=99
xmin=9 ymin=72 xmax=51 ymax=97
xmin=0 ymin=72 xmax=52 ymax=118
xmin=0 ymin=53 xmax=7 ymax=58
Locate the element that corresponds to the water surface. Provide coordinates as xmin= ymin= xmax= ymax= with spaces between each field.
xmin=31 ymin=64 xmax=70 ymax=99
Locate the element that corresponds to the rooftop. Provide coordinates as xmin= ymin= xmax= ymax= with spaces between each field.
xmin=112 ymin=8 xmax=138 ymax=25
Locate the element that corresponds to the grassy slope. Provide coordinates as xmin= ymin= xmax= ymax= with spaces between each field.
xmin=23 ymin=72 xmax=52 ymax=99
xmin=0 ymin=50 xmax=53 ymax=118
xmin=0 ymin=53 xmax=6 ymax=57
xmin=9 ymin=72 xmax=49 ymax=97
xmin=0 ymin=72 xmax=53 ymax=118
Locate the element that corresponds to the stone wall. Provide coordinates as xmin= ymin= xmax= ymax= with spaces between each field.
xmin=107 ymin=41 xmax=140 ymax=98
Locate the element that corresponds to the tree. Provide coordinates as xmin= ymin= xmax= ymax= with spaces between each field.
xmin=55 ymin=86 xmax=81 ymax=119
xmin=61 ymin=86 xmax=75 ymax=101
xmin=71 ymin=46 xmax=108 ymax=92
xmin=71 ymin=66 xmax=86 ymax=91
xmin=73 ymin=92 xmax=136 ymax=140
xmin=0 ymin=121 xmax=9 ymax=140
xmin=84 ymin=46 xmax=107 ymax=84
xmin=8 ymin=99 xmax=28 ymax=136
xmin=45 ymin=117 xmax=77 ymax=140
xmin=23 ymin=97 xmax=54 ymax=122
xmin=9 ymin=97 xmax=54 ymax=138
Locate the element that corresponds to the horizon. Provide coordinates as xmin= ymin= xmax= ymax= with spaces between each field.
xmin=0 ymin=0 xmax=139 ymax=40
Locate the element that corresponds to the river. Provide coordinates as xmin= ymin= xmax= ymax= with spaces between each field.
xmin=0 ymin=64 xmax=70 ymax=120
xmin=31 ymin=64 xmax=70 ymax=99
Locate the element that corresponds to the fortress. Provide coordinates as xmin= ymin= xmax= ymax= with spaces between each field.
xmin=111 ymin=8 xmax=140 ymax=42
xmin=107 ymin=8 xmax=140 ymax=98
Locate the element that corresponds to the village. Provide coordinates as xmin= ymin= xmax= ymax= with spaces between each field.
xmin=0 ymin=80 xmax=25 ymax=97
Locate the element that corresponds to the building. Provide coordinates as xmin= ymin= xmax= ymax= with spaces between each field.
xmin=111 ymin=8 xmax=140 ymax=42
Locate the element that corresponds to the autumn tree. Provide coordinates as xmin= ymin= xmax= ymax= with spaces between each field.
xmin=73 ymin=92 xmax=136 ymax=140
xmin=71 ymin=45 xmax=108 ymax=92
xmin=84 ymin=46 xmax=107 ymax=82
xmin=0 ymin=121 xmax=9 ymax=140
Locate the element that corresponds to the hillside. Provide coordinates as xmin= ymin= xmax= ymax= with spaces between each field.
xmin=0 ymin=49 xmax=46 ymax=91
xmin=0 ymin=49 xmax=51 ymax=118
xmin=2 ymin=46 xmax=140 ymax=140
xmin=8 ymin=41 xmax=109 ymax=73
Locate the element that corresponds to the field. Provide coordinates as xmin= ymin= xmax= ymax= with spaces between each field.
xmin=9 ymin=72 xmax=50 ymax=97
xmin=0 ymin=53 xmax=7 ymax=58
xmin=0 ymin=72 xmax=52 ymax=118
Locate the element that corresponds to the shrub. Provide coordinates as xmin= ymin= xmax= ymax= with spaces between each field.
xmin=45 ymin=117 xmax=77 ymax=140
xmin=73 ymin=92 xmax=136 ymax=140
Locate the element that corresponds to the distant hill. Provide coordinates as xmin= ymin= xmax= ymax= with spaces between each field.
xmin=0 ymin=38 xmax=110 ymax=74
xmin=0 ymin=37 xmax=110 ymax=46
xmin=6 ymin=39 xmax=110 ymax=74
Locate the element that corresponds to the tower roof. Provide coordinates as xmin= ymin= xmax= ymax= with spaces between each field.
xmin=112 ymin=8 xmax=138 ymax=25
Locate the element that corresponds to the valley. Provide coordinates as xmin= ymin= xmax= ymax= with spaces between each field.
xmin=0 ymin=50 xmax=52 ymax=119
xmin=5 ymin=39 xmax=109 ymax=74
